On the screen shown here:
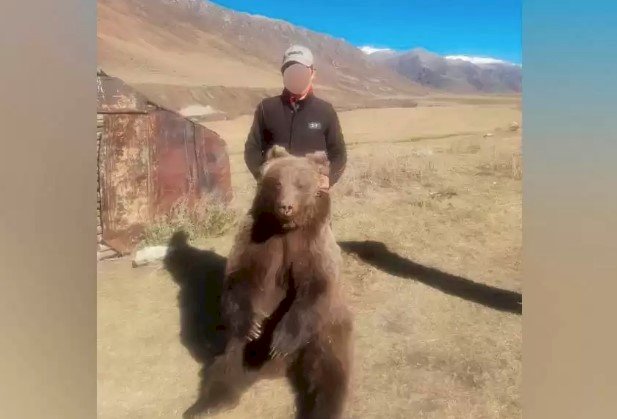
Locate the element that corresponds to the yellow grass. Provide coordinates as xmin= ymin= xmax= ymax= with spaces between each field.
xmin=98 ymin=103 xmax=522 ymax=418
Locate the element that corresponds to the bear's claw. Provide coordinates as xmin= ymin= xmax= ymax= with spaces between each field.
xmin=246 ymin=319 xmax=263 ymax=342
xmin=269 ymin=347 xmax=286 ymax=358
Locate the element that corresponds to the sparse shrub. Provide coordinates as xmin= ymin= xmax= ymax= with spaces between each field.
xmin=142 ymin=196 xmax=237 ymax=246
xmin=447 ymin=141 xmax=481 ymax=155
xmin=430 ymin=187 xmax=458 ymax=200
xmin=510 ymin=153 xmax=522 ymax=180
xmin=336 ymin=152 xmax=438 ymax=196
xmin=477 ymin=152 xmax=522 ymax=180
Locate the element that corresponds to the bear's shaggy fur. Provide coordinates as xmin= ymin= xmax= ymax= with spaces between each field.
xmin=183 ymin=146 xmax=353 ymax=419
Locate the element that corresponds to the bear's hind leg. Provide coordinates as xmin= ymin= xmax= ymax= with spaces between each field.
xmin=183 ymin=341 xmax=257 ymax=418
xmin=287 ymin=340 xmax=349 ymax=419
xmin=183 ymin=372 xmax=246 ymax=418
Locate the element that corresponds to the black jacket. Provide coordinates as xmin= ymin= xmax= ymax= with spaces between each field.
xmin=244 ymin=90 xmax=347 ymax=184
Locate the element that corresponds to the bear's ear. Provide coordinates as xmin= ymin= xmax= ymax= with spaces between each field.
xmin=265 ymin=145 xmax=290 ymax=161
xmin=259 ymin=161 xmax=273 ymax=178
xmin=306 ymin=151 xmax=330 ymax=175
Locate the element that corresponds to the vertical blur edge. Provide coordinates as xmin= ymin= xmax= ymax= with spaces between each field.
xmin=523 ymin=0 xmax=617 ymax=418
xmin=0 ymin=0 xmax=97 ymax=418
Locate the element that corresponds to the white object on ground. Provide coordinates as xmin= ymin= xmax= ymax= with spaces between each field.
xmin=179 ymin=105 xmax=221 ymax=117
xmin=132 ymin=246 xmax=168 ymax=268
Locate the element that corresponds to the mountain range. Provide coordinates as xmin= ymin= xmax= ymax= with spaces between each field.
xmin=364 ymin=47 xmax=521 ymax=93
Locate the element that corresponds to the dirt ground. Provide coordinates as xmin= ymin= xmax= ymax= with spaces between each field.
xmin=98 ymin=99 xmax=522 ymax=418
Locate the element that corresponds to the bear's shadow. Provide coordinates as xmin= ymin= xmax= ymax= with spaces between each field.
xmin=163 ymin=231 xmax=229 ymax=366
xmin=163 ymin=231 xmax=287 ymax=370
xmin=164 ymin=231 xmax=292 ymax=417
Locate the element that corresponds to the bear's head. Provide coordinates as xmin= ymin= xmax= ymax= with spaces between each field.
xmin=252 ymin=146 xmax=330 ymax=230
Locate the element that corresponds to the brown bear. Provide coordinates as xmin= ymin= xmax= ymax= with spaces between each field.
xmin=183 ymin=146 xmax=353 ymax=419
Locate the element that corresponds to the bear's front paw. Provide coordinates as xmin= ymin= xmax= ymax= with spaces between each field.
xmin=269 ymin=328 xmax=305 ymax=359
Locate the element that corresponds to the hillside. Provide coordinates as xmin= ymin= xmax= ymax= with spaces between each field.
xmin=97 ymin=0 xmax=426 ymax=121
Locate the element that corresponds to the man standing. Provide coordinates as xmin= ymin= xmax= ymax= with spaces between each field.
xmin=244 ymin=45 xmax=347 ymax=188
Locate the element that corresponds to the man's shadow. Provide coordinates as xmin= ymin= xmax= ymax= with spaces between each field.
xmin=339 ymin=240 xmax=522 ymax=315
xmin=163 ymin=231 xmax=229 ymax=366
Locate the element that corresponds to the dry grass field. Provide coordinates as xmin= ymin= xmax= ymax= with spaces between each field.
xmin=98 ymin=99 xmax=522 ymax=418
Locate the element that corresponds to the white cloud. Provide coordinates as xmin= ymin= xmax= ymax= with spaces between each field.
xmin=445 ymin=55 xmax=517 ymax=65
xmin=359 ymin=46 xmax=393 ymax=55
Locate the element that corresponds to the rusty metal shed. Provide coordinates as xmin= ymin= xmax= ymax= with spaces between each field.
xmin=97 ymin=69 xmax=232 ymax=256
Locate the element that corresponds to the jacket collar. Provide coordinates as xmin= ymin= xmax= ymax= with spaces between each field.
xmin=281 ymin=87 xmax=314 ymax=109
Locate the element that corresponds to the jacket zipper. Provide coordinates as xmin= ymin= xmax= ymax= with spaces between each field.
xmin=289 ymin=102 xmax=298 ymax=151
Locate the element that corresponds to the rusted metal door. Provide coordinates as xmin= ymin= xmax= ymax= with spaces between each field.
xmin=194 ymin=124 xmax=233 ymax=203
xmin=149 ymin=110 xmax=197 ymax=217
xmin=148 ymin=111 xmax=233 ymax=217
xmin=99 ymin=114 xmax=150 ymax=254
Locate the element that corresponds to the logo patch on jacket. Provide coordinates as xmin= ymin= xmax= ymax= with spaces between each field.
xmin=308 ymin=121 xmax=322 ymax=130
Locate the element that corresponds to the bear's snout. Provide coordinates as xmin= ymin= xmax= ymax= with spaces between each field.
xmin=277 ymin=203 xmax=295 ymax=218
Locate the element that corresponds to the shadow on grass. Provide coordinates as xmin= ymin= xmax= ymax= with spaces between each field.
xmin=163 ymin=231 xmax=229 ymax=365
xmin=163 ymin=231 xmax=286 ymax=418
xmin=339 ymin=240 xmax=522 ymax=315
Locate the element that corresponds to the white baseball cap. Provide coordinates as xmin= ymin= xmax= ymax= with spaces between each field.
xmin=282 ymin=45 xmax=314 ymax=70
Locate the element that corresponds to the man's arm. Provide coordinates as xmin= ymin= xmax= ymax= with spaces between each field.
xmin=244 ymin=103 xmax=265 ymax=180
xmin=324 ymin=105 xmax=347 ymax=185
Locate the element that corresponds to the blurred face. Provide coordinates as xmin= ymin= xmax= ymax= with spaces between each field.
xmin=282 ymin=63 xmax=314 ymax=95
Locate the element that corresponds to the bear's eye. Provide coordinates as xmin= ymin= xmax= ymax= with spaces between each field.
xmin=295 ymin=181 xmax=309 ymax=190
xmin=263 ymin=177 xmax=282 ymax=190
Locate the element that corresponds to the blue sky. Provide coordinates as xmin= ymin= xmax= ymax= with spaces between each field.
xmin=210 ymin=0 xmax=521 ymax=64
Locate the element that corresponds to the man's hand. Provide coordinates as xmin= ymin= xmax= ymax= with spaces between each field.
xmin=318 ymin=174 xmax=330 ymax=190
